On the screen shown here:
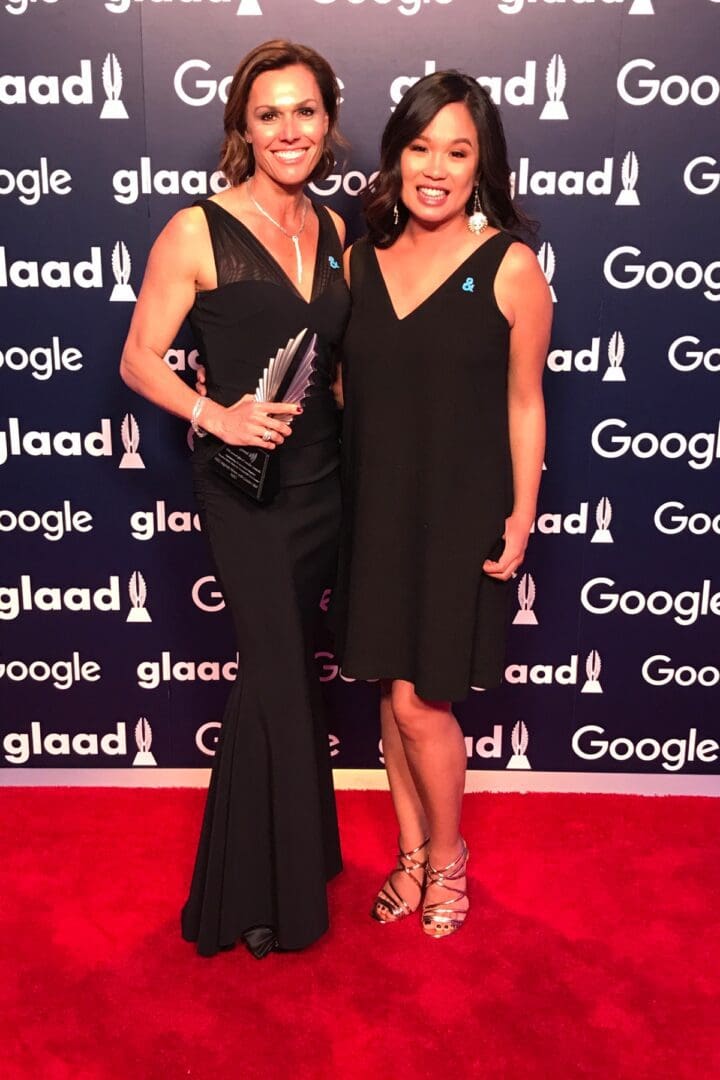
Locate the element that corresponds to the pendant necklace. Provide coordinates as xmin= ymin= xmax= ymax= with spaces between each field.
xmin=248 ymin=180 xmax=309 ymax=285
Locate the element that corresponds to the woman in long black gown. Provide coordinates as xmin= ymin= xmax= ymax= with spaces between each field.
xmin=120 ymin=41 xmax=350 ymax=958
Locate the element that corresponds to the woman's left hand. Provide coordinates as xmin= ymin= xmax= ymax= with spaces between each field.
xmin=482 ymin=514 xmax=532 ymax=581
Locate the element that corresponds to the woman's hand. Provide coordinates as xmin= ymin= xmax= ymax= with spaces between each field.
xmin=482 ymin=513 xmax=533 ymax=581
xmin=201 ymin=395 xmax=301 ymax=449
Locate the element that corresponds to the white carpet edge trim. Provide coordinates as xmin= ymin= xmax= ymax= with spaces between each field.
xmin=0 ymin=769 xmax=718 ymax=795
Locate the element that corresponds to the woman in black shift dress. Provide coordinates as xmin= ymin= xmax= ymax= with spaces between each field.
xmin=333 ymin=72 xmax=552 ymax=937
xmin=120 ymin=43 xmax=349 ymax=957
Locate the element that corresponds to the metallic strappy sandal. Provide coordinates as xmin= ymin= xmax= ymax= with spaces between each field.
xmin=422 ymin=840 xmax=469 ymax=939
xmin=370 ymin=838 xmax=430 ymax=923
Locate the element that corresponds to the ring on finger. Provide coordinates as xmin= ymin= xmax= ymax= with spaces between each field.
xmin=262 ymin=429 xmax=274 ymax=442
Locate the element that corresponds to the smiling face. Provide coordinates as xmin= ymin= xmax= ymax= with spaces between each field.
xmin=399 ymin=101 xmax=480 ymax=227
xmin=244 ymin=64 xmax=329 ymax=187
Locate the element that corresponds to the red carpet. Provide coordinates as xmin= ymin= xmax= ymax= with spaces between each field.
xmin=2 ymin=789 xmax=718 ymax=1079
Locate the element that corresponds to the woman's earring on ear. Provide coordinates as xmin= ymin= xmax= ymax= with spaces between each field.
xmin=393 ymin=203 xmax=399 ymax=226
xmin=467 ymin=186 xmax=488 ymax=235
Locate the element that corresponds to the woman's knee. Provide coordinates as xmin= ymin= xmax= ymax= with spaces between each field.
xmin=390 ymin=681 xmax=450 ymax=742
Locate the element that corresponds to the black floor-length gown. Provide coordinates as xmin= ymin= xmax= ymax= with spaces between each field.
xmin=181 ymin=199 xmax=350 ymax=957
xmin=333 ymin=232 xmax=516 ymax=703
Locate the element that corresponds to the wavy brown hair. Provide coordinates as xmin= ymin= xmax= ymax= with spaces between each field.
xmin=219 ymin=40 xmax=345 ymax=186
xmin=365 ymin=70 xmax=535 ymax=248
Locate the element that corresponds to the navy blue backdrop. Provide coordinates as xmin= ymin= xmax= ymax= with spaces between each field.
xmin=1 ymin=0 xmax=719 ymax=790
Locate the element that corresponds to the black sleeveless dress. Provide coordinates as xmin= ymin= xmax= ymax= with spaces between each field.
xmin=333 ymin=232 xmax=516 ymax=702
xmin=181 ymin=199 xmax=350 ymax=957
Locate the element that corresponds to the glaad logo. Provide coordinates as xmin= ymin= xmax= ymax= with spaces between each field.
xmin=592 ymin=418 xmax=720 ymax=471
xmin=0 ymin=246 xmax=102 ymax=290
xmin=0 ymin=500 xmax=93 ymax=542
xmin=105 ymin=0 xmax=262 ymax=12
xmin=389 ymin=59 xmax=565 ymax=117
xmin=130 ymin=501 xmax=202 ymax=541
xmin=3 ymin=721 xmax=128 ymax=766
xmin=642 ymin=655 xmax=720 ymax=689
xmin=531 ymin=497 xmax=613 ymax=541
xmin=581 ymin=577 xmax=720 ymax=627
xmin=0 ymin=418 xmax=112 ymax=466
xmin=0 ymin=338 xmax=83 ymax=380
xmin=127 ymin=571 xmax=151 ymax=623
xmin=668 ymin=335 xmax=720 ymax=373
xmin=497 ymin=0 xmax=654 ymax=14
xmin=133 ymin=717 xmax=157 ymax=766
xmin=540 ymin=54 xmax=568 ymax=120
xmin=0 ymin=576 xmax=122 ymax=620
xmin=603 ymin=246 xmax=720 ymax=302
xmin=581 ymin=649 xmax=603 ymax=693
xmin=119 ymin=413 xmax=144 ymax=469
xmin=164 ymin=347 xmax=199 ymax=372
xmin=618 ymin=60 xmax=720 ymax=108
xmin=112 ymin=158 xmax=229 ymax=205
xmin=572 ymin=725 xmax=718 ymax=772
xmin=137 ymin=652 xmax=238 ymax=690
xmin=654 ymin=502 xmax=720 ymax=537
xmin=547 ymin=330 xmax=626 ymax=380
xmin=684 ymin=156 xmax=720 ymax=196
xmin=0 ymin=55 xmax=129 ymax=117
xmin=506 ymin=721 xmax=531 ymax=770
xmin=0 ymin=158 xmax=72 ymax=206
xmin=510 ymin=154 xmax=639 ymax=204
xmin=110 ymin=241 xmax=135 ymax=301
xmin=0 ymin=652 xmax=101 ymax=691
xmin=0 ymin=243 xmax=137 ymax=296
xmin=505 ymin=653 xmax=599 ymax=686
xmin=513 ymin=573 xmax=538 ymax=625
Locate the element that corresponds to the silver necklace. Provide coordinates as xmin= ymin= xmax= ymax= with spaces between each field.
xmin=247 ymin=181 xmax=309 ymax=285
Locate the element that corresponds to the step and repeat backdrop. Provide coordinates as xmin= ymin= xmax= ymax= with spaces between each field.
xmin=1 ymin=0 xmax=718 ymax=790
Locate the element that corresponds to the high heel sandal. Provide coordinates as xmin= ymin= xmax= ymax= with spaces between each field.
xmin=370 ymin=838 xmax=430 ymax=923
xmin=422 ymin=840 xmax=469 ymax=939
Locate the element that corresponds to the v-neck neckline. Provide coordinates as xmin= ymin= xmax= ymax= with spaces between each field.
xmin=208 ymin=198 xmax=323 ymax=305
xmin=372 ymin=231 xmax=505 ymax=323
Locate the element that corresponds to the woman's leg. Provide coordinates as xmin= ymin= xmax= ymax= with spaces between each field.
xmin=372 ymin=682 xmax=429 ymax=918
xmin=389 ymin=680 xmax=468 ymax=920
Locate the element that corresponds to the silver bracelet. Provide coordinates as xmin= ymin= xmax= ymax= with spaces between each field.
xmin=190 ymin=396 xmax=208 ymax=438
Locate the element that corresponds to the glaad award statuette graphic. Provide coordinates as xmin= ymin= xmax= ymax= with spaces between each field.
xmin=540 ymin=54 xmax=568 ymax=121
xmin=211 ymin=328 xmax=319 ymax=503
xmin=513 ymin=573 xmax=538 ymax=625
xmin=110 ymin=241 xmax=136 ymax=302
xmin=133 ymin=717 xmax=157 ymax=767
xmin=538 ymin=242 xmax=557 ymax=303
xmin=581 ymin=650 xmax=603 ymax=694
xmin=127 ymin=571 xmax=151 ymax=623
xmin=100 ymin=52 xmax=128 ymax=120
xmin=603 ymin=330 xmax=626 ymax=382
xmin=506 ymin=721 xmax=531 ymax=770
xmin=119 ymin=413 xmax=144 ymax=469
xmin=616 ymin=151 xmax=640 ymax=207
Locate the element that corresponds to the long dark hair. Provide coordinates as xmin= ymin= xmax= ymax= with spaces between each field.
xmin=364 ymin=70 xmax=534 ymax=248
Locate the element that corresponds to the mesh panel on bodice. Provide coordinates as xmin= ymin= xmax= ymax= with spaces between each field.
xmin=200 ymin=199 xmax=340 ymax=299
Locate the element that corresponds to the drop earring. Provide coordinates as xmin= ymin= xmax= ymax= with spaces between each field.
xmin=467 ymin=186 xmax=488 ymax=235
xmin=393 ymin=202 xmax=399 ymax=226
